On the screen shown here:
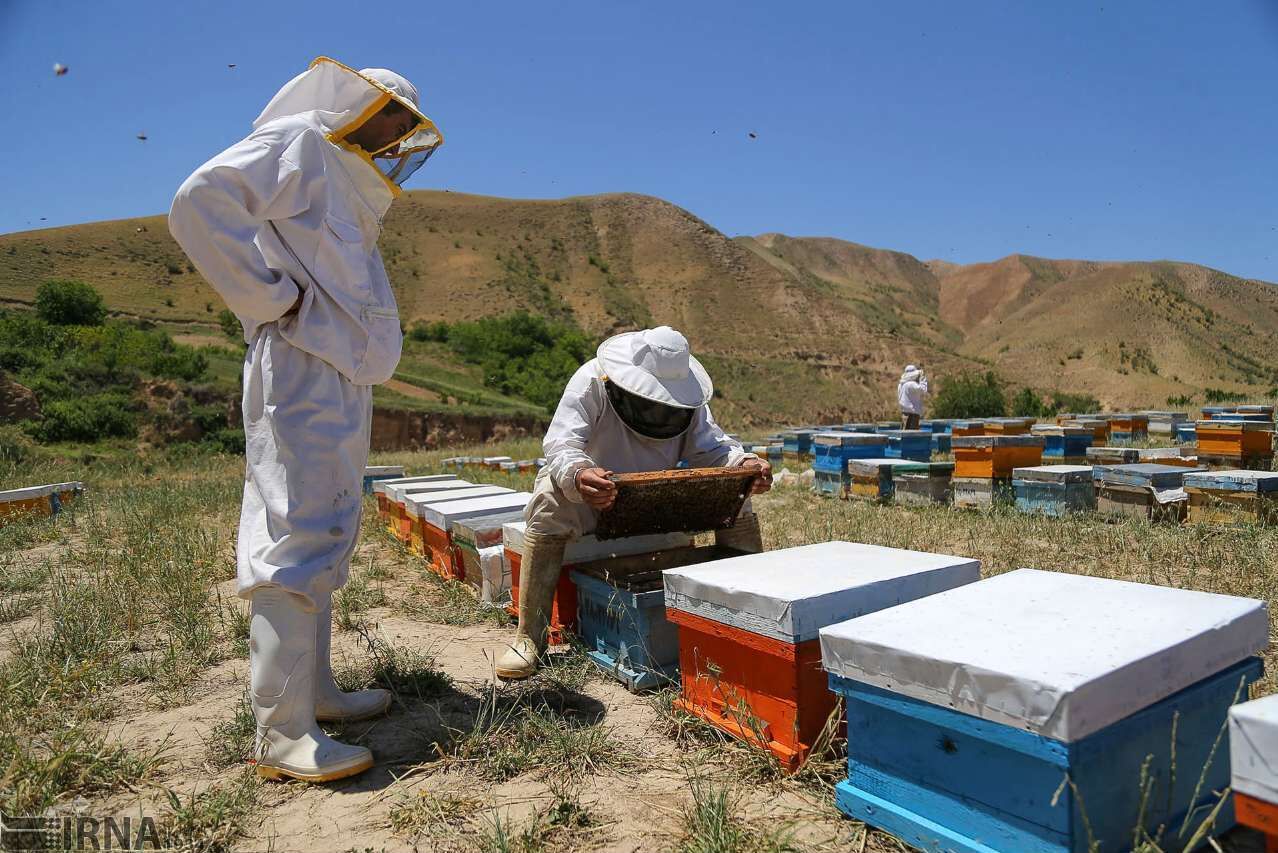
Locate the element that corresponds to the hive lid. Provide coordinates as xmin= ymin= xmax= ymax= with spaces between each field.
xmin=0 ymin=482 xmax=84 ymax=502
xmin=814 ymin=431 xmax=886 ymax=446
xmin=594 ymin=467 xmax=758 ymax=540
xmin=389 ymin=479 xmax=487 ymax=502
xmin=1230 ymin=694 xmax=1278 ymax=801
xmin=1031 ymin=425 xmax=1092 ymax=437
xmin=848 ymin=458 xmax=920 ymax=475
xmin=451 ymin=510 xmax=529 ymax=545
xmin=1093 ymin=463 xmax=1199 ymax=489
xmin=405 ymin=486 xmax=513 ymax=516
xmin=878 ymin=429 xmax=932 ymax=439
xmin=1183 ymin=470 xmax=1278 ymax=493
xmin=1197 ymin=419 xmax=1274 ymax=432
xmin=501 ymin=521 xmax=692 ymax=561
xmin=820 ymin=568 xmax=1267 ymax=742
xmin=952 ymin=435 xmax=1044 ymax=448
xmin=1085 ymin=447 xmax=1140 ymax=464
xmin=893 ymin=462 xmax=955 ymax=477
xmin=421 ymin=492 xmax=531 ymax=529
xmin=363 ymin=465 xmax=406 ymax=477
xmin=1013 ymin=465 xmax=1094 ymax=484
xmin=374 ymin=475 xmax=460 ymax=497
xmin=663 ymin=541 xmax=979 ymax=644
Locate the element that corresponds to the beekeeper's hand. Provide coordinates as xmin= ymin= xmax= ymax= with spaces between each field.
xmin=741 ymin=457 xmax=773 ymax=495
xmin=576 ymin=467 xmax=617 ymax=510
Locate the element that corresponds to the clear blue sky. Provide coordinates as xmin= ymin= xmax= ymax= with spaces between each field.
xmin=4 ymin=0 xmax=1278 ymax=280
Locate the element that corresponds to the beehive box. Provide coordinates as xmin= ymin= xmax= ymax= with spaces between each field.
xmin=1213 ymin=412 xmax=1273 ymax=423
xmin=1108 ymin=413 xmax=1150 ymax=442
xmin=1094 ymin=464 xmax=1200 ymax=523
xmin=1197 ymin=420 xmax=1275 ymax=461
xmin=814 ymin=433 xmax=889 ymax=496
xmin=503 ymin=524 xmax=692 ymax=646
xmin=848 ymin=459 xmax=920 ymax=502
xmin=1175 ymin=423 xmax=1197 ymax=444
xmin=571 ymin=544 xmax=743 ymax=691
xmin=453 ymin=511 xmax=531 ymax=598
xmin=953 ymin=476 xmax=1014 ymax=509
xmin=1201 ymin=406 xmax=1233 ymax=419
xmin=880 ymin=430 xmax=932 ymax=462
xmin=1230 ymin=694 xmax=1278 ymax=851
xmin=1031 ymin=425 xmax=1093 ymax=461
xmin=373 ymin=475 xmax=459 ymax=525
xmin=951 ymin=420 xmax=986 ymax=438
xmin=1143 ymin=411 xmax=1190 ymax=436
xmin=482 ymin=455 xmax=514 ymax=471
xmin=782 ymin=429 xmax=819 ymax=461
xmin=821 ymin=569 xmax=1266 ymax=853
xmin=1137 ymin=447 xmax=1199 ymax=468
xmin=953 ymin=435 xmax=1044 ymax=479
xmin=665 ymin=542 xmax=980 ymax=770
xmin=922 ymin=419 xmax=954 ymax=435
xmin=930 ymin=433 xmax=952 ymax=455
xmin=1070 ymin=417 xmax=1111 ymax=445
xmin=362 ymin=465 xmax=405 ymax=495
xmin=390 ymin=481 xmax=497 ymax=543
xmin=1236 ymin=404 xmax=1276 ymax=417
xmin=1184 ymin=469 xmax=1278 ymax=526
xmin=418 ymin=493 xmax=531 ymax=579
xmin=595 ymin=468 xmax=757 ymax=540
xmin=843 ymin=422 xmax=880 ymax=433
xmin=983 ymin=417 xmax=1032 ymax=436
xmin=892 ymin=463 xmax=955 ymax=507
xmin=403 ymin=485 xmax=514 ymax=553
xmin=1085 ymin=446 xmax=1140 ymax=465
xmin=0 ymin=482 xmax=84 ymax=523
xmin=1013 ymin=465 xmax=1096 ymax=517
xmin=516 ymin=459 xmax=538 ymax=472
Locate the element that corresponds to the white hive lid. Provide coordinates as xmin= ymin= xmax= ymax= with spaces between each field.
xmin=373 ymin=475 xmax=459 ymax=497
xmin=1230 ymin=693 xmax=1278 ymax=802
xmin=0 ymin=482 xmax=83 ymax=502
xmin=501 ymin=521 xmax=692 ymax=561
xmin=405 ymin=486 xmax=513 ymax=517
xmin=421 ymin=493 xmax=531 ymax=530
xmin=390 ymin=480 xmax=489 ymax=502
xmin=820 ymin=568 xmax=1267 ymax=742
xmin=663 ymin=541 xmax=980 ymax=644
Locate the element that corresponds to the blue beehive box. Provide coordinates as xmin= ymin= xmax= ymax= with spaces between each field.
xmin=848 ymin=459 xmax=920 ymax=501
xmin=821 ymin=569 xmax=1267 ymax=853
xmin=1176 ymin=423 xmax=1197 ymax=444
xmin=1213 ymin=412 xmax=1272 ymax=423
xmin=1093 ymin=463 xmax=1199 ymax=490
xmin=783 ymin=429 xmax=818 ymax=458
xmin=814 ymin=432 xmax=890 ymax=496
xmin=1031 ymin=425 xmax=1094 ymax=461
xmin=930 ymin=433 xmax=952 ymax=454
xmin=880 ymin=430 xmax=932 ymax=462
xmin=1013 ymin=465 xmax=1096 ymax=517
xmin=362 ymin=465 xmax=406 ymax=495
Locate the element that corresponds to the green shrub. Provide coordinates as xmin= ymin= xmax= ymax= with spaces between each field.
xmin=1050 ymin=391 xmax=1101 ymax=414
xmin=34 ymin=280 xmax=107 ymax=326
xmin=0 ymin=424 xmax=36 ymax=463
xmin=932 ymin=372 xmax=1007 ymax=420
xmin=1011 ymin=387 xmax=1048 ymax=418
xmin=217 ymin=309 xmax=240 ymax=339
xmin=29 ymin=393 xmax=137 ymax=442
xmin=408 ymin=321 xmax=451 ymax=343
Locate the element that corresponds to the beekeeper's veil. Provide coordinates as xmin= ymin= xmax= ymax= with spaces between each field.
xmin=253 ymin=56 xmax=442 ymax=193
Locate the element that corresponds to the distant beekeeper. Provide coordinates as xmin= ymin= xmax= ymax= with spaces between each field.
xmin=897 ymin=364 xmax=929 ymax=430
xmin=494 ymin=326 xmax=773 ymax=680
xmin=168 ymin=57 xmax=443 ymax=784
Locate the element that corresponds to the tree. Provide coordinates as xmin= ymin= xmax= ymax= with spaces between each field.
xmin=932 ymin=371 xmax=1007 ymax=419
xmin=1011 ymin=387 xmax=1048 ymax=418
xmin=34 ymin=280 xmax=107 ymax=326
xmin=217 ymin=308 xmax=241 ymax=339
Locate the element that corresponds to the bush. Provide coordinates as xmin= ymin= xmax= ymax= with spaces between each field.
xmin=217 ymin=309 xmax=241 ymax=339
xmin=932 ymin=372 xmax=1007 ymax=420
xmin=408 ymin=321 xmax=450 ymax=343
xmin=34 ymin=280 xmax=107 ymax=326
xmin=29 ymin=393 xmax=137 ymax=442
xmin=1049 ymin=391 xmax=1101 ymax=414
xmin=1011 ymin=387 xmax=1048 ymax=418
xmin=0 ymin=424 xmax=36 ymax=464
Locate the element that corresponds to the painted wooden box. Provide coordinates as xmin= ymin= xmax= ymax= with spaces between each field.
xmin=453 ymin=511 xmax=528 ymax=595
xmin=1196 ymin=420 xmax=1275 ymax=469
xmin=1230 ymin=694 xmax=1278 ymax=852
xmin=953 ymin=476 xmax=1014 ymax=509
xmin=1108 ymin=413 xmax=1150 ymax=443
xmin=362 ymin=465 xmax=405 ymax=495
xmin=1143 ymin=411 xmax=1190 ymax=436
xmin=953 ymin=435 xmax=1044 ymax=479
xmin=880 ymin=430 xmax=933 ymax=462
xmin=1094 ymin=464 xmax=1201 ymax=523
xmin=1031 ymin=426 xmax=1094 ymax=460
xmin=892 ymin=463 xmax=955 ymax=507
xmin=782 ymin=429 xmax=819 ymax=461
xmin=0 ymin=481 xmax=84 ymax=524
xmin=502 ymin=523 xmax=692 ymax=646
xmin=418 ymin=493 xmax=530 ymax=579
xmin=815 ymin=433 xmax=889 ymax=495
xmin=450 ymin=541 xmax=510 ymax=605
xmin=1176 ymin=423 xmax=1197 ymax=444
xmin=1085 ymin=446 xmax=1139 ymax=466
xmin=1013 ymin=465 xmax=1096 ymax=517
xmin=931 ymin=433 xmax=952 ymax=455
xmin=821 ymin=569 xmax=1268 ymax=853
xmin=1137 ymin=447 xmax=1199 ymax=468
xmin=665 ymin=542 xmax=980 ymax=771
xmin=848 ymin=459 xmax=920 ymax=502
xmin=1184 ymin=469 xmax=1278 ymax=526
xmin=1068 ymin=418 xmax=1111 ymax=445
xmin=570 ymin=544 xmax=741 ymax=691
xmin=983 ymin=418 xmax=1033 ymax=436
xmin=373 ymin=475 xmax=460 ymax=526
xmin=951 ymin=420 xmax=987 ymax=438
xmin=402 ymin=485 xmax=511 ymax=550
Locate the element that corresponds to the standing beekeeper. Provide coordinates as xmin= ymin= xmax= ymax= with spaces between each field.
xmin=897 ymin=364 xmax=929 ymax=430
xmin=494 ymin=326 xmax=773 ymax=680
xmin=168 ymin=57 xmax=443 ymax=783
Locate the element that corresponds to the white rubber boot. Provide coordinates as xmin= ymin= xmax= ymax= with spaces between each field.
xmin=714 ymin=512 xmax=764 ymax=554
xmin=494 ymin=532 xmax=570 ymax=680
xmin=249 ymin=587 xmax=374 ymax=782
xmin=314 ymin=595 xmax=392 ymax=723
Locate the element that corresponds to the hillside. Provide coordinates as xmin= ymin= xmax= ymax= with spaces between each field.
xmin=2 ymin=190 xmax=1275 ymax=428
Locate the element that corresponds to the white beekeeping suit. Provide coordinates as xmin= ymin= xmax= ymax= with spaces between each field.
xmin=898 ymin=365 xmax=929 ymax=416
xmin=168 ymin=57 xmax=442 ymax=784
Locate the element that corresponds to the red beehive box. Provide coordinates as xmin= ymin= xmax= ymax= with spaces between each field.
xmin=663 ymin=542 xmax=980 ymax=772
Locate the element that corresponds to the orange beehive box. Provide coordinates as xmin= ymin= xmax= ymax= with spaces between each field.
xmin=1197 ymin=420 xmax=1274 ymax=457
xmin=402 ymin=486 xmax=513 ymax=551
xmin=1231 ymin=694 xmax=1278 ymax=853
xmin=982 ymin=418 xmax=1032 ymax=436
xmin=952 ymin=435 xmax=1044 ymax=479
xmin=1067 ymin=418 xmax=1110 ymax=445
xmin=950 ymin=420 xmax=986 ymax=437
xmin=0 ymin=482 xmax=83 ymax=524
xmin=664 ymin=542 xmax=980 ymax=772
xmin=415 ymin=493 xmax=529 ymax=578
xmin=1235 ymin=794 xmax=1278 ymax=853
xmin=373 ymin=476 xmax=459 ymax=525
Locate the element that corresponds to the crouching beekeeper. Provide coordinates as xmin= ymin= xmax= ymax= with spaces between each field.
xmin=168 ymin=57 xmax=443 ymax=783
xmin=495 ymin=326 xmax=773 ymax=680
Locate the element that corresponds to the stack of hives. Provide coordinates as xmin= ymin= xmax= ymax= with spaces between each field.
xmin=1183 ymin=469 xmax=1278 ymax=526
xmin=921 ymin=419 xmax=953 ymax=453
xmin=417 ymin=491 xmax=530 ymax=578
xmin=1030 ymin=424 xmax=1093 ymax=464
xmin=401 ymin=485 xmax=513 ymax=552
xmin=0 ymin=481 xmax=84 ymax=525
xmin=891 ymin=462 xmax=955 ymax=506
xmin=664 ymin=541 xmax=979 ymax=770
xmin=951 ymin=435 xmax=1044 ymax=508
xmin=361 ymin=465 xmax=405 ymax=495
xmin=1195 ymin=419 xmax=1275 ymax=470
xmin=812 ymin=432 xmax=889 ymax=497
xmin=847 ymin=458 xmax=923 ymax=502
xmin=1093 ymin=463 xmax=1201 ymax=523
xmin=879 ymin=429 xmax=932 ymax=462
xmin=1142 ymin=410 xmax=1190 ymax=436
xmin=1107 ymin=413 xmax=1149 ymax=443
xmin=1064 ymin=416 xmax=1110 ymax=445
xmin=820 ymin=569 xmax=1266 ymax=853
xmin=1012 ymin=465 xmax=1095 ymax=516
xmin=782 ymin=428 xmax=819 ymax=464
xmin=372 ymin=475 xmax=463 ymax=536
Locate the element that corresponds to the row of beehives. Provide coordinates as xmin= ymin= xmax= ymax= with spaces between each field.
xmin=372 ymin=462 xmax=1277 ymax=852
xmin=438 ymin=455 xmax=546 ymax=473
xmin=0 ymin=481 xmax=84 ymax=527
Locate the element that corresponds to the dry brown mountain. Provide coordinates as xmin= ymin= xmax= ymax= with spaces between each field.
xmin=1 ymin=189 xmax=1274 ymax=428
